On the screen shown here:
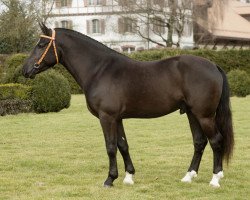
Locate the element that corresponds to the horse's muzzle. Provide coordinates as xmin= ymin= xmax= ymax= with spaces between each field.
xmin=22 ymin=67 xmax=36 ymax=79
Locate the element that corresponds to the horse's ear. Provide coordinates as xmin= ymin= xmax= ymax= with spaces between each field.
xmin=39 ymin=22 xmax=50 ymax=35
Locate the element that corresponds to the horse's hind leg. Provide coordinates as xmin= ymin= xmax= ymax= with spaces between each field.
xmin=181 ymin=112 xmax=208 ymax=183
xmin=117 ymin=120 xmax=135 ymax=185
xmin=198 ymin=117 xmax=224 ymax=187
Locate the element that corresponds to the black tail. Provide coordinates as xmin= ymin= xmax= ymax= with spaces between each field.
xmin=216 ymin=66 xmax=234 ymax=164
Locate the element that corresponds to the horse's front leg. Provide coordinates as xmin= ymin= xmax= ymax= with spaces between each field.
xmin=99 ymin=112 xmax=118 ymax=187
xmin=117 ymin=120 xmax=135 ymax=185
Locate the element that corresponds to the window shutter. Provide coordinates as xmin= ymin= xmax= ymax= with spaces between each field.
xmin=86 ymin=20 xmax=92 ymax=34
xmin=118 ymin=18 xmax=124 ymax=34
xmin=55 ymin=21 xmax=59 ymax=28
xmin=132 ymin=19 xmax=137 ymax=33
xmin=84 ymin=0 xmax=88 ymax=6
xmin=67 ymin=0 xmax=72 ymax=7
xmin=55 ymin=0 xmax=61 ymax=7
xmin=68 ymin=20 xmax=73 ymax=29
xmin=101 ymin=19 xmax=105 ymax=34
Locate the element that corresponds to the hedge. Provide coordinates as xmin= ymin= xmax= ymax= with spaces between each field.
xmin=130 ymin=49 xmax=250 ymax=75
xmin=0 ymin=99 xmax=33 ymax=116
xmin=0 ymin=83 xmax=31 ymax=100
xmin=0 ymin=83 xmax=32 ymax=116
xmin=227 ymin=70 xmax=250 ymax=97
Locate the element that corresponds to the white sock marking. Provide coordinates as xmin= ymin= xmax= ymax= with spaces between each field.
xmin=181 ymin=170 xmax=197 ymax=183
xmin=123 ymin=171 xmax=134 ymax=185
xmin=209 ymin=171 xmax=224 ymax=188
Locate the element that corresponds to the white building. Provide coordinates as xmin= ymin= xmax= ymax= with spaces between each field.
xmin=47 ymin=0 xmax=194 ymax=52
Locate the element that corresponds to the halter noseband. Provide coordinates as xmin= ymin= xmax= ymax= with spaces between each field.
xmin=34 ymin=29 xmax=59 ymax=69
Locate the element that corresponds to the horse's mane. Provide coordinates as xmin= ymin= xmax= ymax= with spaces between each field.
xmin=55 ymin=28 xmax=128 ymax=58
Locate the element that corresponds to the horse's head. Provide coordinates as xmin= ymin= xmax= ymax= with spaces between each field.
xmin=23 ymin=23 xmax=59 ymax=78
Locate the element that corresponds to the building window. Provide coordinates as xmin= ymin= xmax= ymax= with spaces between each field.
xmin=118 ymin=0 xmax=135 ymax=6
xmin=183 ymin=21 xmax=192 ymax=37
xmin=122 ymin=46 xmax=135 ymax=53
xmin=152 ymin=17 xmax=165 ymax=34
xmin=57 ymin=20 xmax=73 ymax=29
xmin=92 ymin=19 xmax=100 ymax=33
xmin=153 ymin=0 xmax=166 ymax=7
xmin=88 ymin=0 xmax=95 ymax=5
xmin=87 ymin=19 xmax=105 ymax=34
xmin=124 ymin=18 xmax=133 ymax=33
xmin=61 ymin=20 xmax=69 ymax=28
xmin=96 ymin=0 xmax=101 ymax=5
xmin=118 ymin=17 xmax=137 ymax=34
xmin=61 ymin=0 xmax=67 ymax=7
xmin=55 ymin=0 xmax=72 ymax=8
xmin=85 ymin=0 xmax=104 ymax=6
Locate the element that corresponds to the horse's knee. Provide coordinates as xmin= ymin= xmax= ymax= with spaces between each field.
xmin=106 ymin=144 xmax=117 ymax=157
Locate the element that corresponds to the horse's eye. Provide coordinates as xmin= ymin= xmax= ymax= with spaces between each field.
xmin=37 ymin=43 xmax=47 ymax=48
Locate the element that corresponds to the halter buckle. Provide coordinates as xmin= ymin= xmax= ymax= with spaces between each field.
xmin=34 ymin=63 xmax=40 ymax=69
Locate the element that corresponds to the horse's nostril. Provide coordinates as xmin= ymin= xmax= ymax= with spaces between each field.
xmin=22 ymin=67 xmax=30 ymax=78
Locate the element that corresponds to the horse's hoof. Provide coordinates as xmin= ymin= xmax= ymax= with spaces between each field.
xmin=123 ymin=172 xmax=134 ymax=185
xmin=209 ymin=171 xmax=223 ymax=188
xmin=103 ymin=183 xmax=113 ymax=188
xmin=181 ymin=176 xmax=192 ymax=183
xmin=209 ymin=181 xmax=220 ymax=188
xmin=181 ymin=170 xmax=197 ymax=183
xmin=103 ymin=177 xmax=114 ymax=188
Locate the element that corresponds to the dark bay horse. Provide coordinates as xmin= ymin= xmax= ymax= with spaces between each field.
xmin=22 ymin=24 xmax=234 ymax=188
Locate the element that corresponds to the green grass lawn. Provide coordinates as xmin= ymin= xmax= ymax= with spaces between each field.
xmin=0 ymin=95 xmax=249 ymax=200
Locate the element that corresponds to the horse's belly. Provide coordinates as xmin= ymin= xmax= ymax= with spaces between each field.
xmin=122 ymin=99 xmax=180 ymax=119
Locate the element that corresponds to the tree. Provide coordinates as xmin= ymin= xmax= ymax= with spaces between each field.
xmin=0 ymin=0 xmax=54 ymax=54
xmin=0 ymin=0 xmax=38 ymax=53
xmin=116 ymin=0 xmax=193 ymax=48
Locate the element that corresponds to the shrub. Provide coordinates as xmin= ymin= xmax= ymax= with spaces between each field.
xmin=0 ymin=83 xmax=32 ymax=116
xmin=32 ymin=70 xmax=71 ymax=113
xmin=227 ymin=70 xmax=250 ymax=97
xmin=0 ymin=99 xmax=33 ymax=116
xmin=0 ymin=83 xmax=31 ymax=100
xmin=0 ymin=54 xmax=8 ymax=82
xmin=54 ymin=64 xmax=82 ymax=94
xmin=2 ymin=53 xmax=28 ymax=84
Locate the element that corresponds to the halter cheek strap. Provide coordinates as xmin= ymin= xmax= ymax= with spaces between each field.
xmin=35 ymin=29 xmax=59 ymax=68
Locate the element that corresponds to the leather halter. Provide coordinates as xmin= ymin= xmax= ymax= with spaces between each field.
xmin=34 ymin=29 xmax=59 ymax=68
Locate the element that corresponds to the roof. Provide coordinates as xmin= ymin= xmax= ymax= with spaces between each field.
xmin=198 ymin=0 xmax=250 ymax=40
xmin=231 ymin=1 xmax=250 ymax=15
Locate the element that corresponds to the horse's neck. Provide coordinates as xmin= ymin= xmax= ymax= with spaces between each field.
xmin=59 ymin=35 xmax=110 ymax=91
